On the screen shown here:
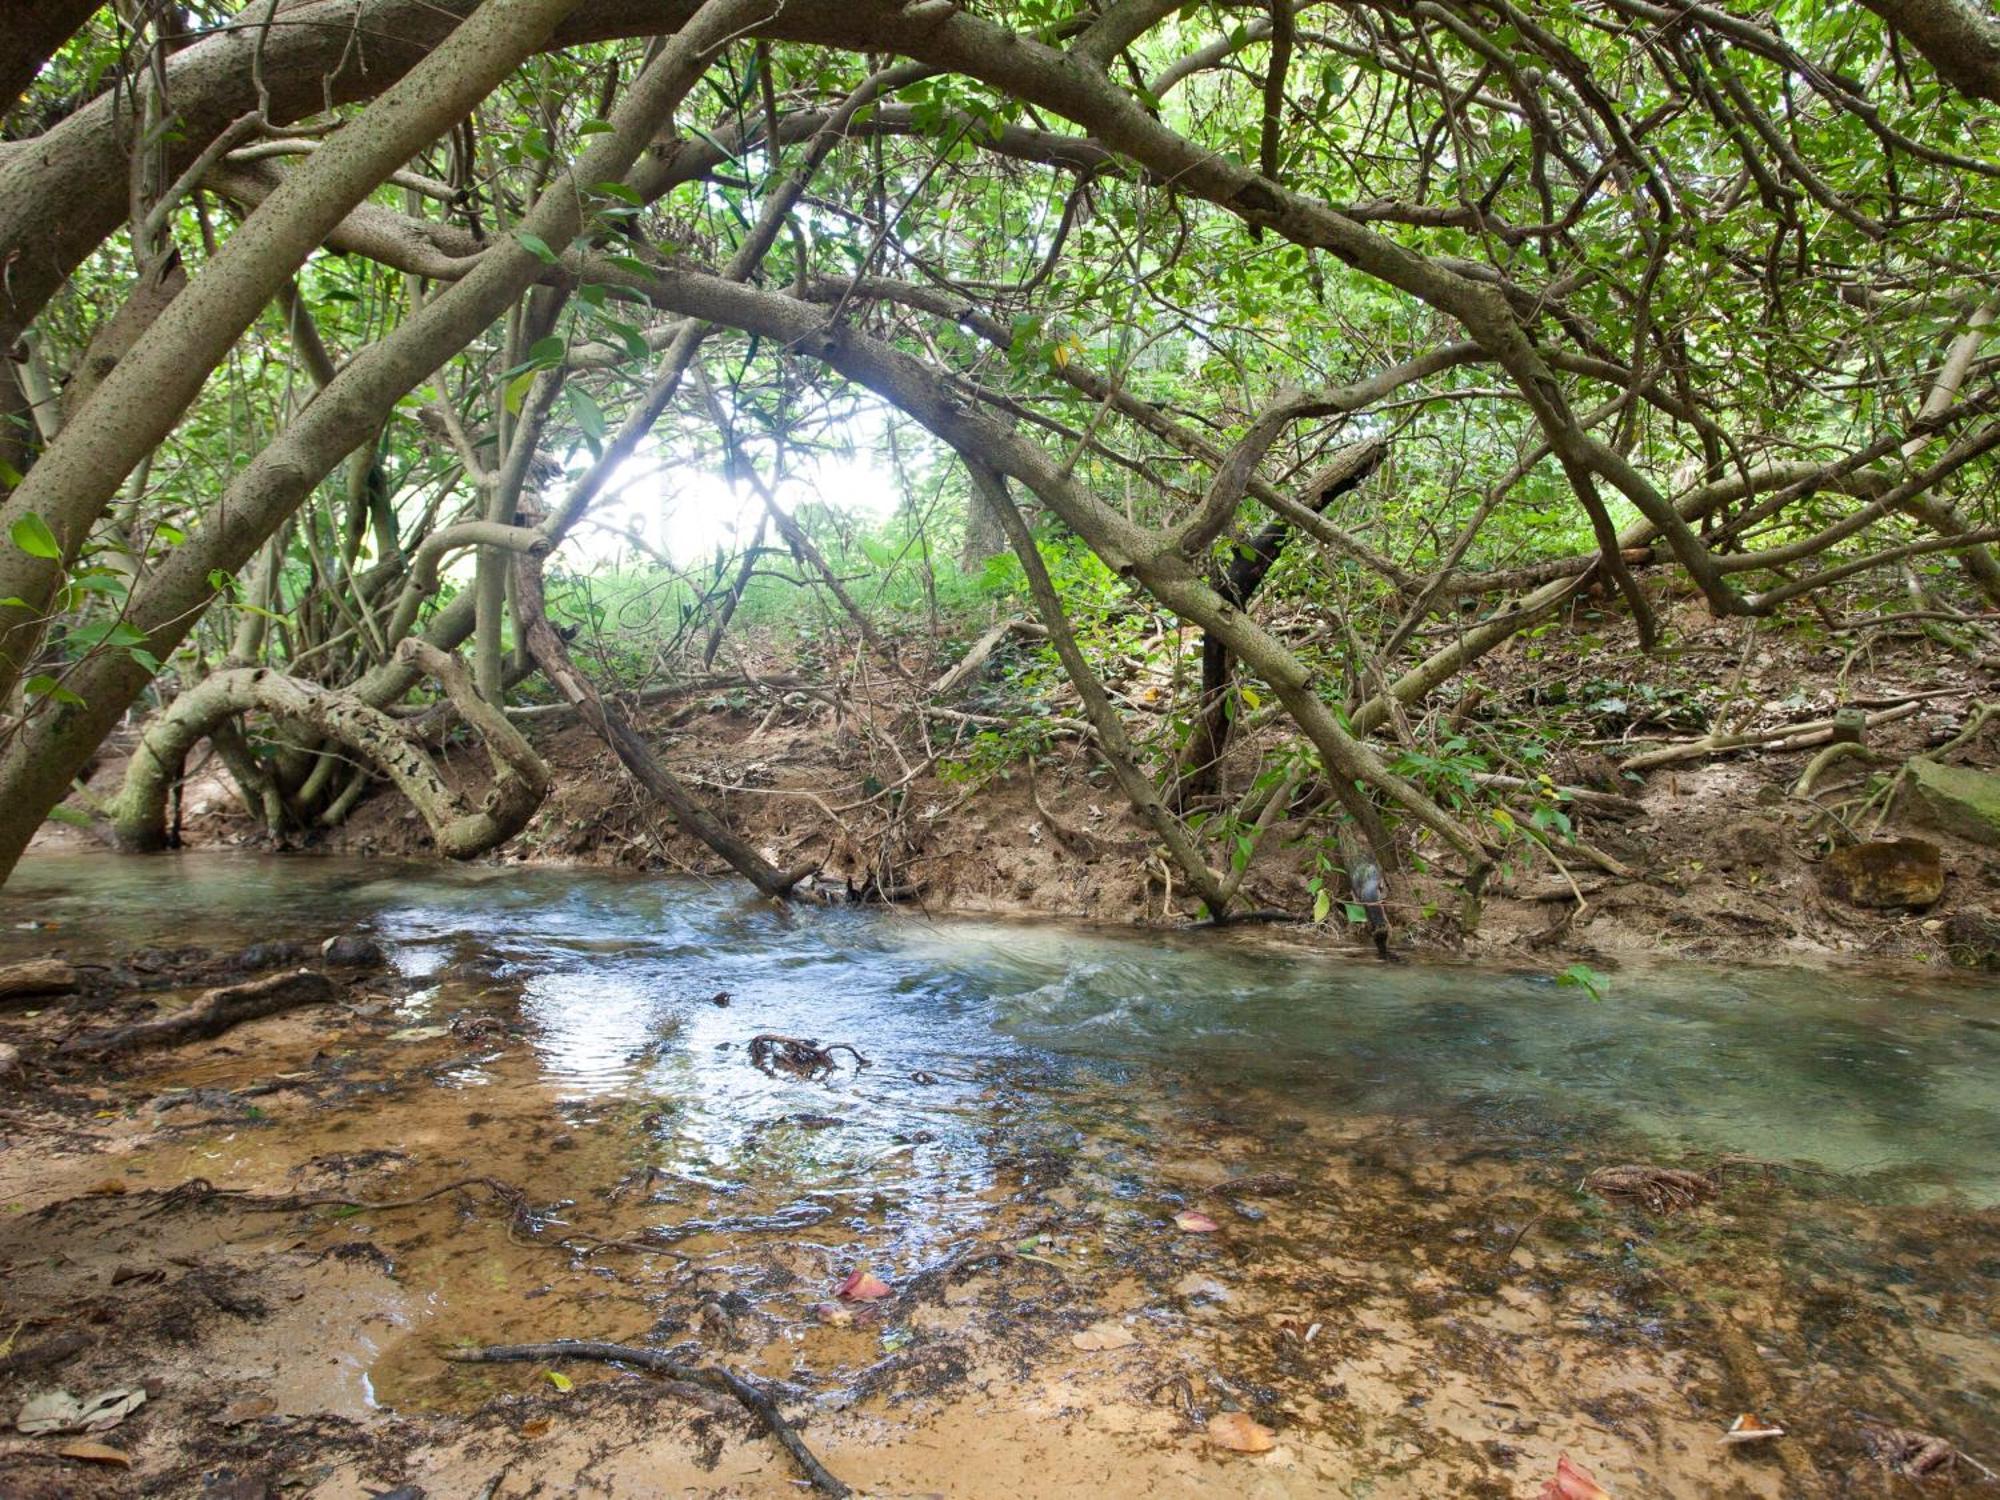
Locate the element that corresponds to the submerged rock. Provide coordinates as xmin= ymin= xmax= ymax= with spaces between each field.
xmin=1820 ymin=838 xmax=1945 ymax=909
xmin=1907 ymin=758 xmax=2000 ymax=847
xmin=223 ymin=940 xmax=310 ymax=973
xmin=319 ymin=934 xmax=386 ymax=968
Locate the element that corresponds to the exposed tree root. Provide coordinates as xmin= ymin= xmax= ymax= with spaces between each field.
xmin=443 ymin=1340 xmax=850 ymax=1498
xmin=58 ymin=969 xmax=336 ymax=1058
xmin=1621 ymin=702 xmax=1921 ymax=772
xmin=103 ymin=641 xmax=549 ymax=857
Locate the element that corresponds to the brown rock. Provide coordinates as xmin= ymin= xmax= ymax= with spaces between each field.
xmin=0 ymin=958 xmax=78 ymax=1004
xmin=1943 ymin=910 xmax=2000 ymax=969
xmin=1820 ymin=838 xmax=1945 ymax=909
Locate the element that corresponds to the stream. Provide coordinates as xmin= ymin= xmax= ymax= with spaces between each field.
xmin=1 ymin=852 xmax=1995 ymax=1496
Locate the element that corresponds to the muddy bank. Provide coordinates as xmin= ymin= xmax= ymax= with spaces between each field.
xmin=41 ymin=601 xmax=2000 ymax=973
xmin=0 ymin=861 xmax=1995 ymax=1497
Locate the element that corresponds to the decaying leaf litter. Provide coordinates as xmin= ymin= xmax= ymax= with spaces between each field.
xmin=0 ymin=902 xmax=1995 ymax=1498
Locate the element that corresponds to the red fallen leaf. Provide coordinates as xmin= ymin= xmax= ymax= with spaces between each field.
xmin=1174 ymin=1210 xmax=1220 ymax=1233
xmin=1540 ymin=1454 xmax=1612 ymax=1499
xmin=835 ymin=1268 xmax=892 ymax=1301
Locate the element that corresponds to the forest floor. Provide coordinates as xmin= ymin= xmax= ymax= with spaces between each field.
xmin=50 ymin=581 xmax=2000 ymax=975
xmin=5 ymin=588 xmax=1999 ymax=1496
xmin=0 ymin=923 xmax=1992 ymax=1499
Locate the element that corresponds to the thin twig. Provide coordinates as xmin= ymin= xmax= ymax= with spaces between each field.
xmin=444 ymin=1340 xmax=850 ymax=1497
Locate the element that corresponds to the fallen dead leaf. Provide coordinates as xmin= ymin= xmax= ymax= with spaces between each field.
xmin=56 ymin=1440 xmax=130 ymax=1467
xmin=1069 ymin=1322 xmax=1137 ymax=1352
xmin=1540 ymin=1453 xmax=1612 ymax=1499
xmin=217 ymin=1396 xmax=275 ymax=1427
xmin=835 ymin=1269 xmax=892 ymax=1301
xmin=521 ymin=1418 xmax=551 ymax=1438
xmin=1173 ymin=1211 xmax=1220 ymax=1233
xmin=17 ymin=1387 xmax=146 ymax=1436
xmin=1207 ymin=1412 xmax=1276 ymax=1454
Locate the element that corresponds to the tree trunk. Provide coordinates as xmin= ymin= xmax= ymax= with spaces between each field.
xmin=0 ymin=0 xmax=101 ymax=114
xmin=0 ymin=0 xmax=590 ymax=704
xmin=0 ymin=0 xmax=768 ymax=887
xmin=513 ymin=551 xmax=814 ymax=898
xmin=1173 ymin=439 xmax=1384 ymax=808
xmin=103 ymin=643 xmax=549 ymax=858
xmin=1855 ymin=0 xmax=2000 ymax=103
xmin=973 ymin=463 xmax=1232 ymax=916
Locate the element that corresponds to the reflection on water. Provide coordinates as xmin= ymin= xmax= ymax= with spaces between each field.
xmin=5 ymin=852 xmax=2000 ymax=1202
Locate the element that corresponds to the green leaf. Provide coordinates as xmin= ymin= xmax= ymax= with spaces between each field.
xmin=63 ymin=573 xmax=127 ymax=598
xmin=1312 ymin=888 xmax=1332 ymax=923
xmin=594 ymin=180 xmax=644 ymax=205
xmin=504 ymin=369 xmax=538 ymax=417
xmin=600 ymin=317 xmax=649 ymax=361
xmin=67 ymin=619 xmax=148 ymax=651
xmin=517 ymin=231 xmax=559 ymax=265
xmin=527 ymin=334 xmax=567 ymax=367
xmin=0 ymin=458 xmax=23 ymax=487
xmin=23 ymin=674 xmax=83 ymax=706
xmin=567 ymin=385 xmax=606 ymax=449
xmin=1555 ymin=963 xmax=1609 ymax=1003
xmin=9 ymin=513 xmax=60 ymax=560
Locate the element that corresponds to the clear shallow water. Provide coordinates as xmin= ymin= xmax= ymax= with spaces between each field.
xmin=7 ymin=852 xmax=2000 ymax=1202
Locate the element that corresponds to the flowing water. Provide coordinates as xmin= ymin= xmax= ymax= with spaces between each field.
xmin=10 ymin=853 xmax=1998 ymax=1198
xmin=2 ymin=852 xmax=1996 ymax=1496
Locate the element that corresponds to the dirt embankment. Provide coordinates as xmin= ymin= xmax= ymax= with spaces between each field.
xmin=45 ymin=592 xmax=2000 ymax=973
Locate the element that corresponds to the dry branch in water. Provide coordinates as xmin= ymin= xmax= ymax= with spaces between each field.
xmin=748 ymin=1034 xmax=871 ymax=1079
xmin=1584 ymin=1164 xmax=1718 ymax=1213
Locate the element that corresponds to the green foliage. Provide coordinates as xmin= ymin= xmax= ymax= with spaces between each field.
xmin=9 ymin=514 xmax=60 ymax=561
xmin=1555 ymin=964 xmax=1610 ymax=1004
